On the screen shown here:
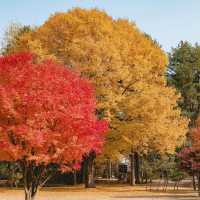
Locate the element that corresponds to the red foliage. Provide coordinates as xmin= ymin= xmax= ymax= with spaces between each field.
xmin=191 ymin=118 xmax=200 ymax=150
xmin=0 ymin=53 xmax=108 ymax=170
xmin=178 ymin=118 xmax=200 ymax=173
xmin=177 ymin=147 xmax=200 ymax=173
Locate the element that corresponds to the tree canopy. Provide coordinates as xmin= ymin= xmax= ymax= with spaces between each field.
xmin=0 ymin=52 xmax=108 ymax=167
xmin=3 ymin=8 xmax=168 ymax=118
xmin=2 ymin=8 xmax=188 ymax=162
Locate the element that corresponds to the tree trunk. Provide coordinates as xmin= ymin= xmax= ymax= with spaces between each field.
xmin=23 ymin=164 xmax=38 ymax=200
xmin=130 ymin=153 xmax=135 ymax=185
xmin=73 ymin=171 xmax=77 ymax=185
xmin=192 ymin=172 xmax=196 ymax=191
xmin=134 ymin=152 xmax=140 ymax=184
xmin=107 ymin=160 xmax=112 ymax=179
xmin=21 ymin=162 xmax=56 ymax=200
xmin=25 ymin=189 xmax=36 ymax=200
xmin=197 ymin=172 xmax=200 ymax=196
xmin=85 ymin=151 xmax=96 ymax=188
xmin=80 ymin=161 xmax=85 ymax=184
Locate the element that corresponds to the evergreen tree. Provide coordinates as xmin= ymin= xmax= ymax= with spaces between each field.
xmin=168 ymin=41 xmax=200 ymax=127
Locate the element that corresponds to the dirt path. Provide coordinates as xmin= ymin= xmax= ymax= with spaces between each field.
xmin=0 ymin=185 xmax=198 ymax=200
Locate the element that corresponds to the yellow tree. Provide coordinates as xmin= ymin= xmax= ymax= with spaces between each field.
xmin=117 ymin=83 xmax=188 ymax=184
xmin=97 ymin=80 xmax=188 ymax=184
xmin=3 ymin=8 xmax=188 ymax=186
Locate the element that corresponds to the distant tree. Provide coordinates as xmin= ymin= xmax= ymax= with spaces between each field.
xmin=141 ymin=152 xmax=186 ymax=191
xmin=168 ymin=41 xmax=200 ymax=127
xmin=168 ymin=41 xmax=200 ymax=194
xmin=0 ymin=53 xmax=108 ymax=200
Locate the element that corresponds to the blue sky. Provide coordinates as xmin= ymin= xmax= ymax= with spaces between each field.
xmin=0 ymin=0 xmax=200 ymax=52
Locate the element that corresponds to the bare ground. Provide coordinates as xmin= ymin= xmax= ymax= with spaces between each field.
xmin=0 ymin=184 xmax=198 ymax=200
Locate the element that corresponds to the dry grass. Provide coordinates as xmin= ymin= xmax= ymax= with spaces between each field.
xmin=0 ymin=184 xmax=198 ymax=200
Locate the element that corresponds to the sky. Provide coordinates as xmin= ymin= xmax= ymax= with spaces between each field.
xmin=0 ymin=0 xmax=200 ymax=52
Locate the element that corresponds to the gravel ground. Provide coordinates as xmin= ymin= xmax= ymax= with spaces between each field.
xmin=0 ymin=185 xmax=198 ymax=200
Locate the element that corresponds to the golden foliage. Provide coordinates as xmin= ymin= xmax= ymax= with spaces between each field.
xmin=7 ymin=8 xmax=188 ymax=160
xmin=10 ymin=8 xmax=167 ymax=116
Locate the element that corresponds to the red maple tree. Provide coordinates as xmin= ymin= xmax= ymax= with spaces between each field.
xmin=0 ymin=53 xmax=108 ymax=200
